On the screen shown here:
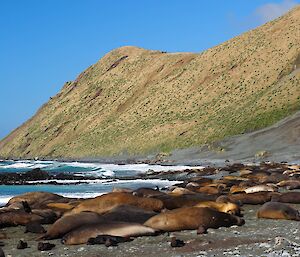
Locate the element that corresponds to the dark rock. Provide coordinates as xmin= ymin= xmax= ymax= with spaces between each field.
xmin=170 ymin=237 xmax=185 ymax=248
xmin=23 ymin=168 xmax=50 ymax=180
xmin=0 ymin=248 xmax=4 ymax=257
xmin=87 ymin=235 xmax=131 ymax=246
xmin=25 ymin=222 xmax=46 ymax=234
xmin=17 ymin=240 xmax=28 ymax=249
xmin=37 ymin=242 xmax=55 ymax=251
xmin=105 ymin=238 xmax=118 ymax=247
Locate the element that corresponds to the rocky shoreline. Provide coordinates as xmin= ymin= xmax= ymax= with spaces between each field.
xmin=0 ymin=162 xmax=300 ymax=256
xmin=0 ymin=168 xmax=99 ymax=185
xmin=0 ymin=166 xmax=215 ymax=186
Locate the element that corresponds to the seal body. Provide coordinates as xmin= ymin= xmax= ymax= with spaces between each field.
xmin=244 ymin=185 xmax=277 ymax=194
xmin=226 ymin=192 xmax=276 ymax=205
xmin=257 ymin=202 xmax=300 ymax=221
xmin=67 ymin=192 xmax=164 ymax=215
xmin=194 ymin=201 xmax=242 ymax=216
xmin=277 ymin=180 xmax=300 ymax=190
xmin=62 ymin=222 xmax=157 ymax=245
xmin=40 ymin=211 xmax=103 ymax=240
xmin=101 ymin=205 xmax=156 ymax=224
xmin=155 ymin=194 xmax=217 ymax=209
xmin=7 ymin=192 xmax=68 ymax=209
xmin=144 ymin=207 xmax=244 ymax=232
xmin=271 ymin=192 xmax=300 ymax=204
xmin=0 ymin=210 xmax=43 ymax=227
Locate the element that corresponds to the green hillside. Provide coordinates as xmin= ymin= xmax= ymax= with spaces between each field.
xmin=0 ymin=6 xmax=299 ymax=159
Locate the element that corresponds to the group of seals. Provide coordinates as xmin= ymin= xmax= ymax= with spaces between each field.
xmin=0 ymin=161 xmax=299 ymax=250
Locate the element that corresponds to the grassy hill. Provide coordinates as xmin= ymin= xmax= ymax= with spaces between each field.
xmin=0 ymin=6 xmax=300 ymax=159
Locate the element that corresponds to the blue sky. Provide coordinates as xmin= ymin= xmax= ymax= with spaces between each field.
xmin=0 ymin=0 xmax=299 ymax=139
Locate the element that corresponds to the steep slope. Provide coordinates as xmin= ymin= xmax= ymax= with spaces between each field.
xmin=167 ymin=110 xmax=300 ymax=164
xmin=0 ymin=6 xmax=300 ymax=159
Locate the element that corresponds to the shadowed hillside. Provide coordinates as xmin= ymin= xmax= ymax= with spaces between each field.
xmin=0 ymin=6 xmax=300 ymax=159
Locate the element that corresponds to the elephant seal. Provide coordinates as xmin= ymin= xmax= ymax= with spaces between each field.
xmin=194 ymin=201 xmax=242 ymax=216
xmin=195 ymin=186 xmax=221 ymax=195
xmin=230 ymin=185 xmax=247 ymax=194
xmin=223 ymin=176 xmax=249 ymax=182
xmin=259 ymin=174 xmax=289 ymax=184
xmin=31 ymin=209 xmax=59 ymax=224
xmin=257 ymin=202 xmax=300 ymax=221
xmin=288 ymin=165 xmax=300 ymax=171
xmin=169 ymin=187 xmax=195 ymax=195
xmin=244 ymin=185 xmax=277 ymax=194
xmin=7 ymin=192 xmax=67 ymax=209
xmin=62 ymin=222 xmax=157 ymax=245
xmin=39 ymin=211 xmax=104 ymax=240
xmin=0 ymin=210 xmax=43 ymax=227
xmin=67 ymin=192 xmax=164 ymax=215
xmin=102 ymin=205 xmax=157 ymax=224
xmin=133 ymin=188 xmax=165 ymax=198
xmin=221 ymin=192 xmax=277 ymax=205
xmin=144 ymin=207 xmax=244 ymax=232
xmin=277 ymin=180 xmax=300 ymax=190
xmin=154 ymin=193 xmax=217 ymax=209
xmin=46 ymin=201 xmax=81 ymax=212
xmin=271 ymin=192 xmax=300 ymax=204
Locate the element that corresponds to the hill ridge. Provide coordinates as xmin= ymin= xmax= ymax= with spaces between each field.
xmin=0 ymin=6 xmax=299 ymax=159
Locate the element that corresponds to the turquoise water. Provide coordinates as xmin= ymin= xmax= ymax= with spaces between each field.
xmin=0 ymin=160 xmax=202 ymax=205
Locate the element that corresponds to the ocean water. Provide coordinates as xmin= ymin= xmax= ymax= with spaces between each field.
xmin=0 ymin=160 xmax=203 ymax=205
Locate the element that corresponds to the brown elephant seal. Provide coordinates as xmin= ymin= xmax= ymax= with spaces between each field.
xmin=194 ymin=201 xmax=242 ymax=216
xmin=277 ymin=180 xmax=300 ymax=190
xmin=144 ymin=207 xmax=244 ymax=232
xmin=66 ymin=192 xmax=164 ymax=215
xmin=102 ymin=205 xmax=156 ymax=224
xmin=188 ymin=177 xmax=213 ymax=185
xmin=288 ymin=165 xmax=300 ymax=171
xmin=223 ymin=176 xmax=249 ymax=182
xmin=215 ymin=195 xmax=242 ymax=206
xmin=230 ymin=185 xmax=247 ymax=194
xmin=239 ymin=169 xmax=253 ymax=176
xmin=154 ymin=193 xmax=217 ymax=209
xmin=7 ymin=192 xmax=67 ymax=209
xmin=39 ymin=211 xmax=104 ymax=240
xmin=259 ymin=174 xmax=289 ymax=184
xmin=194 ymin=186 xmax=221 ymax=195
xmin=271 ymin=192 xmax=300 ymax=204
xmin=133 ymin=188 xmax=165 ymax=198
xmin=31 ymin=209 xmax=59 ymax=224
xmin=221 ymin=192 xmax=277 ymax=205
xmin=169 ymin=187 xmax=195 ymax=196
xmin=257 ymin=202 xmax=300 ymax=221
xmin=244 ymin=185 xmax=277 ymax=194
xmin=62 ymin=222 xmax=157 ymax=245
xmin=46 ymin=201 xmax=82 ymax=212
xmin=0 ymin=210 xmax=44 ymax=228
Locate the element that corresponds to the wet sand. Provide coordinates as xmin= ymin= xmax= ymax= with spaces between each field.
xmin=1 ymin=204 xmax=300 ymax=257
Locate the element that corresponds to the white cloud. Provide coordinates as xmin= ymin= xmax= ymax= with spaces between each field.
xmin=255 ymin=0 xmax=298 ymax=23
